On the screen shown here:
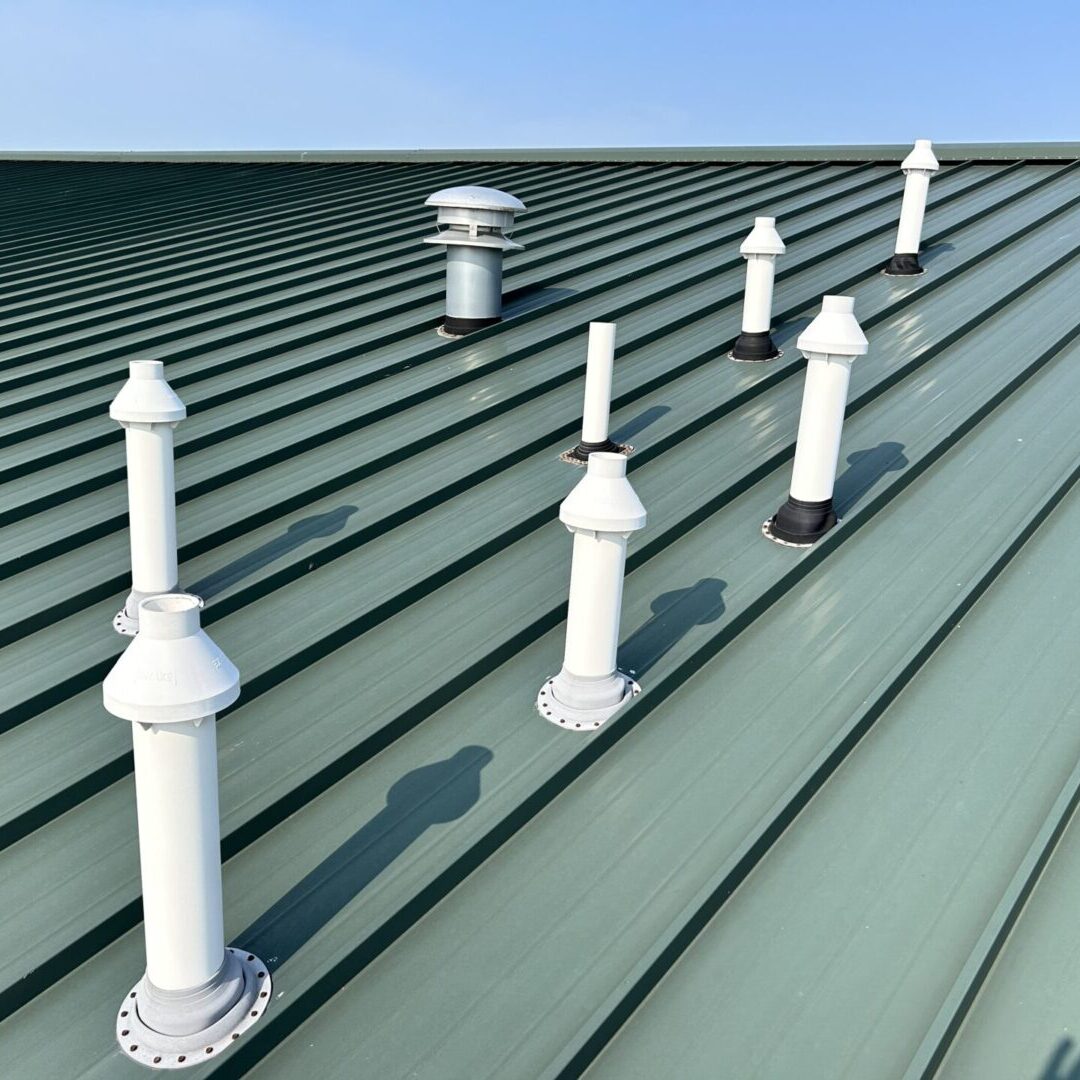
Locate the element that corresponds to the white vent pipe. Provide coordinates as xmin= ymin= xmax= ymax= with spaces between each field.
xmin=884 ymin=139 xmax=939 ymax=276
xmin=764 ymin=296 xmax=869 ymax=546
xmin=423 ymin=185 xmax=526 ymax=336
xmin=561 ymin=322 xmax=631 ymax=465
xmin=103 ymin=594 xmax=271 ymax=1068
xmin=110 ymin=361 xmax=186 ymax=636
xmin=538 ymin=453 xmax=646 ymax=730
xmin=730 ymin=217 xmax=786 ymax=362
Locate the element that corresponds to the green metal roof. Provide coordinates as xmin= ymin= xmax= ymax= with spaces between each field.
xmin=2 ymin=148 xmax=1080 ymax=1079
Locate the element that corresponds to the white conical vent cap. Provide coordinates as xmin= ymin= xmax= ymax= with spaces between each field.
xmin=109 ymin=361 xmax=187 ymax=425
xmin=739 ymin=216 xmax=786 ymax=256
xmin=424 ymin=185 xmax=526 ymax=213
xmin=900 ymin=139 xmax=939 ymax=173
xmin=797 ymin=295 xmax=869 ymax=357
xmin=559 ymin=453 xmax=647 ymax=534
xmin=103 ymin=594 xmax=240 ymax=723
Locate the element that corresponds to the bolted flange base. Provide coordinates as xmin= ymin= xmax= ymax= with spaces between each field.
xmin=729 ymin=330 xmax=782 ymax=363
xmin=115 ymin=948 xmax=272 ymax=1070
xmin=882 ymin=252 xmax=925 ymax=277
xmin=559 ymin=439 xmax=633 ymax=466
xmin=536 ymin=672 xmax=641 ymax=732
xmin=113 ymin=607 xmax=140 ymax=637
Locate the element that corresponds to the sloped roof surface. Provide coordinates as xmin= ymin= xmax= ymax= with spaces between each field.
xmin=2 ymin=150 xmax=1080 ymax=1079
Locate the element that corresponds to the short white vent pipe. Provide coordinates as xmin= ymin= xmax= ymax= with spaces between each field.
xmin=538 ymin=453 xmax=646 ymax=730
xmin=764 ymin=296 xmax=869 ymax=546
xmin=110 ymin=361 xmax=186 ymax=636
xmin=423 ymin=185 xmax=526 ymax=335
xmin=730 ymin=217 xmax=786 ymax=362
xmin=562 ymin=322 xmax=631 ymax=465
xmin=103 ymin=594 xmax=271 ymax=1068
xmin=884 ymin=139 xmax=939 ymax=276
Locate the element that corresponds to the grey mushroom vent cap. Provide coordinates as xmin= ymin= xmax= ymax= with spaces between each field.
xmin=425 ymin=185 xmax=526 ymax=213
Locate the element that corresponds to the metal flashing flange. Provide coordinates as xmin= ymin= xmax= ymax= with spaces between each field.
xmin=115 ymin=949 xmax=271 ymax=1070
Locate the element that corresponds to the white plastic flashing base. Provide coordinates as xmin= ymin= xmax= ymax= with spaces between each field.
xmin=115 ymin=949 xmax=271 ymax=1070
xmin=113 ymin=607 xmax=140 ymax=637
xmin=536 ymin=673 xmax=641 ymax=732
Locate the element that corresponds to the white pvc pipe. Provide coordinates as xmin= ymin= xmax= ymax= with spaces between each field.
xmin=561 ymin=529 xmax=627 ymax=678
xmin=132 ymin=715 xmax=225 ymax=991
xmin=894 ymin=169 xmax=931 ymax=255
xmin=787 ymin=353 xmax=854 ymax=503
xmin=580 ymin=322 xmax=616 ymax=445
xmin=124 ymin=422 xmax=180 ymax=602
xmin=741 ymin=255 xmax=776 ymax=333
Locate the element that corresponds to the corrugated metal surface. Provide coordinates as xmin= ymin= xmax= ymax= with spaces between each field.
xmin=2 ymin=152 xmax=1080 ymax=1079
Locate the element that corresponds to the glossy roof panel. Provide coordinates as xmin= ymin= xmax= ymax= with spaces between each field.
xmin=1 ymin=149 xmax=1079 ymax=1079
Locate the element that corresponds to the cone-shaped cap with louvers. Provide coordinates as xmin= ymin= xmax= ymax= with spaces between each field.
xmin=424 ymin=186 xmax=527 ymax=336
xmin=795 ymin=295 xmax=869 ymax=357
xmin=110 ymin=360 xmax=187 ymax=425
xmin=901 ymin=139 xmax=939 ymax=173
xmin=739 ymin=216 xmax=786 ymax=257
xmin=559 ymin=452 xmax=647 ymax=534
xmin=104 ymin=595 xmax=239 ymax=723
xmin=766 ymin=297 xmax=868 ymax=547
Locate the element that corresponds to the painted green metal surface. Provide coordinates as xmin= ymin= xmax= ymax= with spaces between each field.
xmin=2 ymin=151 xmax=1080 ymax=1079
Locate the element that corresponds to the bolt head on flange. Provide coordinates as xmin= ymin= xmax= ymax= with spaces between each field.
xmin=116 ymin=948 xmax=271 ymax=1070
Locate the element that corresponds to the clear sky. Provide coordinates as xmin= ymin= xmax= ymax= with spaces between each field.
xmin=1 ymin=0 xmax=1077 ymax=150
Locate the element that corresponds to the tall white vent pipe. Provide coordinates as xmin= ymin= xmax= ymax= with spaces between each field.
xmin=110 ymin=361 xmax=186 ymax=636
xmin=424 ymin=185 xmax=526 ymax=336
xmin=538 ymin=453 xmax=646 ymax=730
xmin=730 ymin=217 xmax=786 ymax=362
xmin=764 ymin=296 xmax=869 ymax=546
xmin=103 ymin=594 xmax=270 ymax=1069
xmin=884 ymin=139 xmax=939 ymax=276
xmin=561 ymin=322 xmax=632 ymax=465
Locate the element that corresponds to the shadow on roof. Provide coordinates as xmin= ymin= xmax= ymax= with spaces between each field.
xmin=190 ymin=505 xmax=359 ymax=600
xmin=620 ymin=577 xmax=727 ymax=679
xmin=834 ymin=442 xmax=909 ymax=518
xmin=1041 ymin=1036 xmax=1080 ymax=1079
xmin=611 ymin=404 xmax=671 ymax=446
xmin=235 ymin=744 xmax=494 ymax=970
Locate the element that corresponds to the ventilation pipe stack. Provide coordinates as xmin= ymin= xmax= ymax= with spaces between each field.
xmin=730 ymin=216 xmax=786 ymax=362
xmin=110 ymin=361 xmax=186 ymax=636
xmin=884 ymin=139 xmax=939 ymax=276
xmin=103 ymin=594 xmax=270 ymax=1068
xmin=764 ymin=296 xmax=869 ymax=546
xmin=539 ymin=453 xmax=646 ymax=730
xmin=424 ymin=185 xmax=526 ymax=335
xmin=561 ymin=321 xmax=632 ymax=465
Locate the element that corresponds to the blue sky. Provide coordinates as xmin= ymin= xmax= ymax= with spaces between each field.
xmin=1 ymin=0 xmax=1077 ymax=149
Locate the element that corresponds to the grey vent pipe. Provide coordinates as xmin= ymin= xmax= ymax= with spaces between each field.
xmin=424 ymin=185 xmax=526 ymax=335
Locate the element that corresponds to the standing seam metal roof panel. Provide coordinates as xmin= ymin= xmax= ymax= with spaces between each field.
xmin=1 ymin=149 xmax=1079 ymax=1079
